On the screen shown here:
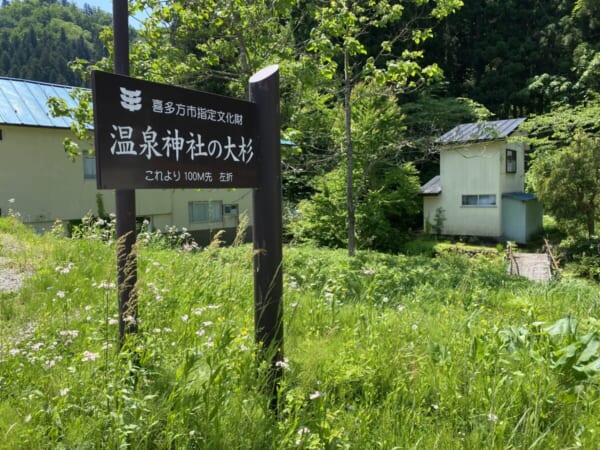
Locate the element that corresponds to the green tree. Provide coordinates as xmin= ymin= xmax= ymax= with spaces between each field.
xmin=0 ymin=0 xmax=111 ymax=84
xmin=290 ymin=162 xmax=421 ymax=253
xmin=522 ymin=97 xmax=600 ymax=155
xmin=305 ymin=0 xmax=462 ymax=255
xmin=528 ymin=130 xmax=600 ymax=238
xmin=129 ymin=0 xmax=297 ymax=95
xmin=290 ymin=81 xmax=422 ymax=253
xmin=128 ymin=0 xmax=335 ymax=200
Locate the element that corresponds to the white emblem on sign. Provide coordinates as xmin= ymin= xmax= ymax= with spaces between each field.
xmin=120 ymin=87 xmax=142 ymax=112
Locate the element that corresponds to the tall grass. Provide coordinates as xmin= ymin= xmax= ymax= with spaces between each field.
xmin=1 ymin=217 xmax=599 ymax=448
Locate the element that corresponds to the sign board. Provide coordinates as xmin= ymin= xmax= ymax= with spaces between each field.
xmin=91 ymin=70 xmax=258 ymax=189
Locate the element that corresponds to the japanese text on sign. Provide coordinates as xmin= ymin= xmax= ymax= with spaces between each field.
xmin=144 ymin=170 xmax=235 ymax=184
xmin=92 ymin=70 xmax=259 ymax=189
xmin=151 ymin=99 xmax=244 ymax=126
xmin=109 ymin=125 xmax=254 ymax=164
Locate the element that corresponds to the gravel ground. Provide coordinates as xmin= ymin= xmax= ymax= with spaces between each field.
xmin=0 ymin=258 xmax=25 ymax=293
xmin=0 ymin=235 xmax=27 ymax=293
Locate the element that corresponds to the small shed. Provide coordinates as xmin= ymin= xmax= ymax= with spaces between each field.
xmin=502 ymin=193 xmax=543 ymax=244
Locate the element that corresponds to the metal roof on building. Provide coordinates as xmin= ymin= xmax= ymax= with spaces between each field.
xmin=0 ymin=77 xmax=80 ymax=128
xmin=420 ymin=175 xmax=441 ymax=195
xmin=503 ymin=192 xmax=538 ymax=201
xmin=436 ymin=118 xmax=526 ymax=144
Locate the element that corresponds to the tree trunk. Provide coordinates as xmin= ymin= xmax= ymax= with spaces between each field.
xmin=344 ymin=48 xmax=355 ymax=257
xmin=587 ymin=211 xmax=595 ymax=238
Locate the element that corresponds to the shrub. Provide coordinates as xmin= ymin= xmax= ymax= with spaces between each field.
xmin=289 ymin=163 xmax=421 ymax=253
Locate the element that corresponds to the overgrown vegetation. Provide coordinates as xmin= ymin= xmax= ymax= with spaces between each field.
xmin=1 ymin=216 xmax=600 ymax=448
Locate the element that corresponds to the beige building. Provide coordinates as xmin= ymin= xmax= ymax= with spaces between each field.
xmin=0 ymin=77 xmax=251 ymax=243
xmin=421 ymin=119 xmax=543 ymax=243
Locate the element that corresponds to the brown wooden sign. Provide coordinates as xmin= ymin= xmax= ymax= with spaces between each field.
xmin=92 ymin=70 xmax=258 ymax=189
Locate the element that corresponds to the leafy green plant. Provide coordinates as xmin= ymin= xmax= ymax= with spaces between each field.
xmin=432 ymin=206 xmax=446 ymax=237
xmin=545 ymin=316 xmax=600 ymax=386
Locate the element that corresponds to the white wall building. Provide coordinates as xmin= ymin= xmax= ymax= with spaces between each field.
xmin=421 ymin=118 xmax=543 ymax=243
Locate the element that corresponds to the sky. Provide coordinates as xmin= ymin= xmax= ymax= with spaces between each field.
xmin=72 ymin=0 xmax=111 ymax=13
xmin=71 ymin=0 xmax=148 ymax=26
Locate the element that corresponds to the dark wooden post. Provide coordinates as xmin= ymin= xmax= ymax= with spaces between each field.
xmin=249 ymin=65 xmax=284 ymax=405
xmin=113 ymin=0 xmax=138 ymax=346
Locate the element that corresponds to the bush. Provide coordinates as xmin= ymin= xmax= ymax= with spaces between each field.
xmin=288 ymin=163 xmax=421 ymax=253
xmin=558 ymin=236 xmax=600 ymax=281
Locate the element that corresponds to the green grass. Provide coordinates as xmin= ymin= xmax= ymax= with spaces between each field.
xmin=1 ymin=217 xmax=600 ymax=448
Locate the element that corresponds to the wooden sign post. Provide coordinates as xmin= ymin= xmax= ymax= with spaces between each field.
xmin=113 ymin=0 xmax=137 ymax=347
xmin=102 ymin=1 xmax=284 ymax=406
xmin=249 ymin=66 xmax=284 ymax=406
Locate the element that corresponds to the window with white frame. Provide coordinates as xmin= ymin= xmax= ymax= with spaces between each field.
xmin=83 ymin=153 xmax=96 ymax=179
xmin=461 ymin=194 xmax=496 ymax=207
xmin=189 ymin=201 xmax=222 ymax=224
xmin=506 ymin=149 xmax=517 ymax=173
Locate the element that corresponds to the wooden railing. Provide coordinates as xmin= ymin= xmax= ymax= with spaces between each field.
xmin=543 ymin=238 xmax=561 ymax=279
xmin=506 ymin=241 xmax=519 ymax=275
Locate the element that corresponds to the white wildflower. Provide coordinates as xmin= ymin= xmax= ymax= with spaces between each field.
xmin=123 ymin=315 xmax=136 ymax=325
xmin=275 ymin=358 xmax=290 ymax=370
xmin=487 ymin=413 xmax=498 ymax=423
xmin=309 ymin=390 xmax=323 ymax=400
xmin=81 ymin=351 xmax=100 ymax=362
xmin=56 ymin=263 xmax=74 ymax=274
xmin=99 ymin=280 xmax=115 ymax=290
xmin=295 ymin=427 xmax=311 ymax=445
xmin=60 ymin=330 xmax=79 ymax=338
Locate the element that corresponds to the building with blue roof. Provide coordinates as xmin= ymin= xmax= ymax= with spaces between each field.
xmin=0 ymin=78 xmax=78 ymax=128
xmin=0 ymin=77 xmax=253 ymax=242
